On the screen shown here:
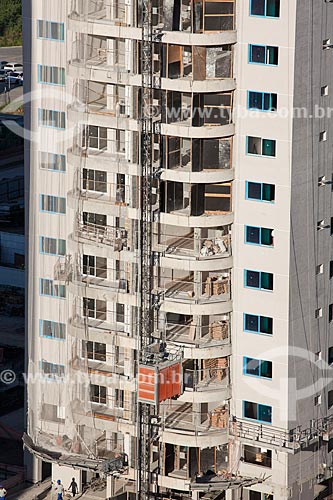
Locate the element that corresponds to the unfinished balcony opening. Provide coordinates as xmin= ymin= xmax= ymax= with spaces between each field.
xmin=243 ymin=445 xmax=272 ymax=469
xmin=157 ymin=268 xmax=231 ymax=303
xmin=76 ymin=253 xmax=133 ymax=293
xmin=163 ymin=91 xmax=233 ymax=127
xmin=70 ymin=0 xmax=130 ymax=25
xmin=164 ymin=136 xmax=232 ymax=171
xmin=77 ymin=168 xmax=134 ymax=206
xmin=78 ymin=124 xmax=138 ymax=162
xmin=160 ymin=400 xmax=229 ymax=434
xmin=162 ymin=443 xmax=229 ymax=481
xmin=77 ymin=79 xmax=132 ymax=117
xmin=160 ymin=182 xmax=232 ymax=215
xmin=163 ymin=312 xmax=230 ymax=346
xmin=183 ymin=357 xmax=229 ymax=392
xmin=75 ymin=212 xmax=131 ymax=250
xmin=161 ymin=0 xmax=235 ymax=33
xmin=161 ymin=44 xmax=232 ymax=80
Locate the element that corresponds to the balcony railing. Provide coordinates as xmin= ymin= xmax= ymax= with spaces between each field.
xmin=184 ymin=364 xmax=229 ymax=392
xmin=157 ymin=273 xmax=231 ymax=303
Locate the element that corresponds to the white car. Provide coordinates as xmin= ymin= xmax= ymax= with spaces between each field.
xmin=4 ymin=62 xmax=23 ymax=73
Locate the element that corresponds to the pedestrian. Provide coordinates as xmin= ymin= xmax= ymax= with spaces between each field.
xmin=0 ymin=485 xmax=7 ymax=499
xmin=55 ymin=479 xmax=64 ymax=500
xmin=68 ymin=477 xmax=78 ymax=497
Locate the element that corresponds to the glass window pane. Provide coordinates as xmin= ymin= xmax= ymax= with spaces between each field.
xmin=261 ymin=227 xmax=273 ymax=246
xmin=58 ymin=239 xmax=66 ymax=255
xmin=266 ymin=0 xmax=280 ymax=17
xmin=246 ymin=226 xmax=260 ymax=244
xmin=247 ymin=136 xmax=261 ymax=155
xmin=262 ymin=139 xmax=276 ymax=157
xmin=249 ymin=91 xmax=263 ymax=110
xmin=261 ymin=272 xmax=273 ymax=290
xmin=250 ymin=45 xmax=265 ymax=63
xmin=250 ymin=0 xmax=265 ymax=15
xmin=260 ymin=316 xmax=273 ymax=334
xmin=245 ymin=314 xmax=259 ymax=332
xmin=246 ymin=270 xmax=260 ymax=288
xmin=260 ymin=360 xmax=272 ymax=379
xmin=245 ymin=357 xmax=260 ymax=376
xmin=247 ymin=182 xmax=262 ymax=200
xmin=244 ymin=401 xmax=257 ymax=420
xmin=267 ymin=46 xmax=278 ymax=65
xmin=258 ymin=404 xmax=272 ymax=423
xmin=262 ymin=183 xmax=275 ymax=201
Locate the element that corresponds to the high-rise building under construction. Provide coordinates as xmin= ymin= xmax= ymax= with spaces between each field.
xmin=23 ymin=0 xmax=333 ymax=498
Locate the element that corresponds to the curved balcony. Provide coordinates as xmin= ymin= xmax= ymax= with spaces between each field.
xmin=161 ymin=122 xmax=234 ymax=139
xmin=159 ymin=401 xmax=229 ymax=447
xmin=179 ymin=364 xmax=231 ymax=403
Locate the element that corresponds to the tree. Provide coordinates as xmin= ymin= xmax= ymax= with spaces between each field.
xmin=0 ymin=0 xmax=22 ymax=47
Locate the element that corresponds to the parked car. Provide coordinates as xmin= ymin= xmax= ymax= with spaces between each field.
xmin=4 ymin=63 xmax=23 ymax=73
xmin=0 ymin=61 xmax=8 ymax=69
xmin=5 ymin=72 xmax=23 ymax=85
xmin=0 ymin=70 xmax=8 ymax=82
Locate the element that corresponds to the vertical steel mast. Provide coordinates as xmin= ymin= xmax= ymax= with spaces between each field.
xmin=138 ymin=0 xmax=154 ymax=496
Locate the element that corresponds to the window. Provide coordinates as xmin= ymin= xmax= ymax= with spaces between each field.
xmin=40 ymin=236 xmax=66 ymax=256
xmin=249 ymin=45 xmax=278 ymax=65
xmin=82 ymin=341 xmax=106 ymax=362
xmin=246 ymin=181 xmax=275 ymax=202
xmin=320 ymin=131 xmax=327 ymax=142
xmin=243 ymin=401 xmax=272 ymax=423
xmin=83 ymin=255 xmax=107 ymax=278
xmin=41 ymin=360 xmax=65 ymax=379
xmin=40 ymin=278 xmax=66 ymax=298
xmin=90 ymin=384 xmax=107 ymax=404
xmin=83 ymin=126 xmax=107 ymax=150
xmin=314 ymin=394 xmax=321 ymax=406
xmin=249 ymin=491 xmax=273 ymax=500
xmin=42 ymin=403 xmax=65 ymax=423
xmin=83 ymin=298 xmax=107 ymax=321
xmin=247 ymin=136 xmax=276 ymax=157
xmin=39 ymin=152 xmax=66 ymax=172
xmin=244 ymin=445 xmax=272 ymax=467
xmin=315 ymin=308 xmax=323 ymax=319
xmin=40 ymin=194 xmax=66 ymax=214
xmin=115 ymin=389 xmax=124 ymax=408
xmin=321 ymin=85 xmax=329 ymax=96
xmin=83 ymin=212 xmax=107 ymax=228
xmin=248 ymin=91 xmax=277 ymax=111
xmin=116 ymin=130 xmax=126 ymax=153
xmin=331 ymin=217 xmax=333 ymax=235
xmin=244 ymin=313 xmax=273 ymax=335
xmin=38 ymin=65 xmax=65 ymax=85
xmin=330 ymin=261 xmax=333 ymax=279
xmin=250 ymin=0 xmax=280 ymax=17
xmin=37 ymin=20 xmax=65 ymax=41
xmin=329 ymin=347 xmax=333 ymax=364
xmin=116 ymin=303 xmax=125 ymax=323
xmin=39 ymin=109 xmax=65 ymax=129
xmin=330 ymin=304 xmax=333 ymax=323
xmin=316 ymin=264 xmax=324 ymax=275
xmin=244 ymin=357 xmax=272 ymax=379
xmin=245 ymin=226 xmax=273 ymax=246
xmin=40 ymin=319 xmax=66 ymax=340
xmin=83 ymin=168 xmax=107 ymax=193
xmin=244 ymin=270 xmax=273 ymax=291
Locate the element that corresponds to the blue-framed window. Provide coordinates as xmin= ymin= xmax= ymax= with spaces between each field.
xmin=249 ymin=44 xmax=279 ymax=66
xmin=250 ymin=0 xmax=280 ymax=17
xmin=40 ymin=319 xmax=66 ymax=340
xmin=247 ymin=136 xmax=276 ymax=157
xmin=243 ymin=400 xmax=272 ymax=423
xmin=37 ymin=20 xmax=65 ymax=41
xmin=244 ymin=313 xmax=273 ymax=335
xmin=40 ymin=194 xmax=66 ymax=214
xmin=243 ymin=357 xmax=272 ymax=379
xmin=41 ymin=360 xmax=65 ymax=379
xmin=244 ymin=270 xmax=273 ymax=291
xmin=248 ymin=91 xmax=277 ymax=111
xmin=38 ymin=109 xmax=65 ymax=129
xmin=245 ymin=226 xmax=274 ymax=246
xmin=40 ymin=236 xmax=66 ymax=256
xmin=40 ymin=152 xmax=66 ymax=172
xmin=38 ymin=65 xmax=65 ymax=85
xmin=246 ymin=181 xmax=275 ymax=202
xmin=40 ymin=278 xmax=66 ymax=298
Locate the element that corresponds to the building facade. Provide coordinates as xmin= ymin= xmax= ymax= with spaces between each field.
xmin=23 ymin=0 xmax=333 ymax=499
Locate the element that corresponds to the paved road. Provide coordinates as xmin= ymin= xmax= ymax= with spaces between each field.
xmin=0 ymin=46 xmax=22 ymax=64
